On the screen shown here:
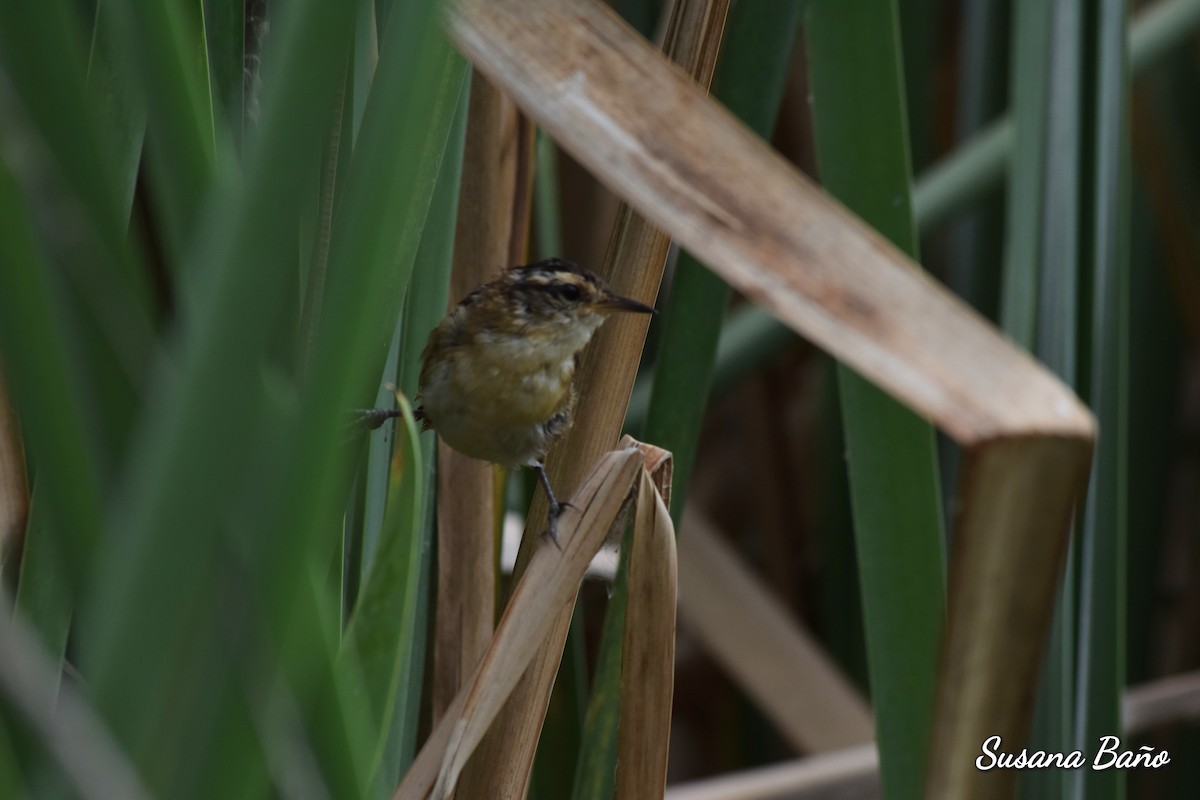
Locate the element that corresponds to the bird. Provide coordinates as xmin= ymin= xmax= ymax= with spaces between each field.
xmin=365 ymin=257 xmax=655 ymax=544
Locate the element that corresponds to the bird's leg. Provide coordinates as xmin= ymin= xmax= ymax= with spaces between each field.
xmin=352 ymin=404 xmax=430 ymax=433
xmin=534 ymin=461 xmax=565 ymax=551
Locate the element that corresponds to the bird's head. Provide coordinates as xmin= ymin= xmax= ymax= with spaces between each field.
xmin=501 ymin=258 xmax=656 ymax=322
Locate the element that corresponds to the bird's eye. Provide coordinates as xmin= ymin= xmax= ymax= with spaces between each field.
xmin=556 ymin=284 xmax=582 ymax=301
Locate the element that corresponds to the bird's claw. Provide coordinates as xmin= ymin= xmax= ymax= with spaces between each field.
xmin=542 ymin=496 xmax=565 ymax=551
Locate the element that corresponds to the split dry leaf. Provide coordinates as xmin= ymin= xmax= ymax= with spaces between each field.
xmin=396 ymin=445 xmax=643 ymax=800
xmin=614 ymin=466 xmax=678 ymax=799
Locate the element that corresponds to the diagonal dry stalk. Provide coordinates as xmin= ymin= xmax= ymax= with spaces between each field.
xmin=394 ymin=441 xmax=675 ymax=800
xmin=678 ymin=506 xmax=875 ymax=753
xmin=664 ymin=745 xmax=881 ymax=800
xmin=447 ymin=0 xmax=1096 ymax=797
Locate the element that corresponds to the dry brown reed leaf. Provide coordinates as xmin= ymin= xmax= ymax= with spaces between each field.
xmin=623 ymin=434 xmax=674 ymax=507
xmin=927 ymin=436 xmax=1090 ymax=797
xmin=678 ymin=507 xmax=874 ymax=752
xmin=395 ymin=445 xmax=644 ymax=800
xmin=448 ymin=0 xmax=1089 ymax=443
xmin=0 ymin=375 xmax=28 ymax=564
xmin=447 ymin=0 xmax=1096 ymax=796
xmin=614 ymin=467 xmax=678 ymax=799
xmin=452 ymin=1 xmax=730 ymax=794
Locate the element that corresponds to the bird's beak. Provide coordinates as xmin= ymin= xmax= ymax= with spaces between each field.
xmin=596 ymin=292 xmax=656 ymax=315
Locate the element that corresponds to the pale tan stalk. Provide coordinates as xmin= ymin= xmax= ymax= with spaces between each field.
xmin=506 ymin=108 xmax=536 ymax=267
xmin=445 ymin=0 xmax=1096 ymax=797
xmin=433 ymin=72 xmax=519 ymax=722
xmin=433 ymin=443 xmax=495 ymax=722
xmin=1123 ymin=669 xmax=1200 ymax=734
xmin=664 ymin=745 xmax=880 ymax=800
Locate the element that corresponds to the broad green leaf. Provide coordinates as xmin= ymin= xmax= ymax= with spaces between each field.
xmin=1009 ymin=2 xmax=1083 ymax=796
xmin=806 ymin=3 xmax=947 ymax=799
xmin=0 ymin=143 xmax=105 ymax=659
xmin=342 ymin=396 xmax=424 ymax=792
xmin=79 ymin=2 xmax=362 ymax=795
xmin=643 ymin=0 xmax=804 ymax=522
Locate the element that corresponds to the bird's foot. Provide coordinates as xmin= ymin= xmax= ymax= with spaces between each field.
xmin=534 ymin=461 xmax=566 ymax=552
xmin=352 ymin=407 xmax=402 ymax=430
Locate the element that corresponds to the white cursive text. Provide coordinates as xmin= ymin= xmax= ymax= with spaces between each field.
xmin=976 ymin=735 xmax=1170 ymax=771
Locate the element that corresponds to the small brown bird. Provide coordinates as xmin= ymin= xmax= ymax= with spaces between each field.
xmin=370 ymin=258 xmax=654 ymax=543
